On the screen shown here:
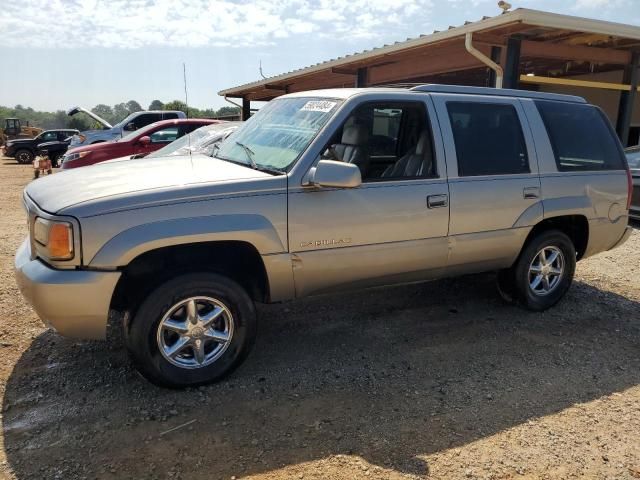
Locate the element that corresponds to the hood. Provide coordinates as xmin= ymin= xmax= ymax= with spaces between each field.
xmin=26 ymin=154 xmax=271 ymax=214
xmin=6 ymin=138 xmax=34 ymax=146
xmin=65 ymin=140 xmax=120 ymax=156
xmin=67 ymin=106 xmax=113 ymax=129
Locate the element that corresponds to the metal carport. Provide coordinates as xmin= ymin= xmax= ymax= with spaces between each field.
xmin=219 ymin=8 xmax=640 ymax=146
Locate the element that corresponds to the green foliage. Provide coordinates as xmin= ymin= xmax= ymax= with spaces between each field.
xmin=162 ymin=100 xmax=239 ymax=119
xmin=0 ymin=101 xmax=241 ymax=131
xmin=126 ymin=100 xmax=143 ymax=114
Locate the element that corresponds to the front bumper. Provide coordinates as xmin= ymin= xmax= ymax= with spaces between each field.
xmin=14 ymin=239 xmax=121 ymax=340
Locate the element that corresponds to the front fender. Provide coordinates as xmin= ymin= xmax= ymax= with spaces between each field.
xmin=88 ymin=214 xmax=285 ymax=268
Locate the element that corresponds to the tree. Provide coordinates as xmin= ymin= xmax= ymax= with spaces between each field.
xmin=67 ymin=116 xmax=92 ymax=131
xmin=126 ymin=100 xmax=143 ymax=114
xmin=148 ymin=100 xmax=164 ymax=110
xmin=215 ymin=106 xmax=240 ymax=117
xmin=92 ymin=104 xmax=115 ymax=124
xmin=163 ymin=100 xmax=189 ymax=114
xmin=113 ymin=103 xmax=129 ymax=122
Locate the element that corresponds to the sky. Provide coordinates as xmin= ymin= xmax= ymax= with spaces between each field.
xmin=0 ymin=0 xmax=638 ymax=112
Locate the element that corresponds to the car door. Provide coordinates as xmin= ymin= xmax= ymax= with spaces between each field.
xmin=287 ymin=97 xmax=450 ymax=297
xmin=432 ymin=94 xmax=541 ymax=273
xmin=132 ymin=126 xmax=180 ymax=155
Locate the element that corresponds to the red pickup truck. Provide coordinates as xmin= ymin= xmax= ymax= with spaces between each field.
xmin=61 ymin=119 xmax=221 ymax=169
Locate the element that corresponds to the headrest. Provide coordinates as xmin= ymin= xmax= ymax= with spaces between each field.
xmin=415 ymin=131 xmax=431 ymax=155
xmin=341 ymin=124 xmax=369 ymax=145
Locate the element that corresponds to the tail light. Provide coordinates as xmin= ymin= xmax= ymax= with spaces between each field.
xmin=626 ymin=166 xmax=632 ymax=211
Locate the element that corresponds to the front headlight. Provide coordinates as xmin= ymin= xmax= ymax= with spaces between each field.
xmin=33 ymin=217 xmax=74 ymax=260
xmin=64 ymin=151 xmax=90 ymax=163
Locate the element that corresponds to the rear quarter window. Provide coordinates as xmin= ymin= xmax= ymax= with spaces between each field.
xmin=535 ymin=100 xmax=625 ymax=171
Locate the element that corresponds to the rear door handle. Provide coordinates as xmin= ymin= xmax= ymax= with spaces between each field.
xmin=427 ymin=194 xmax=448 ymax=208
xmin=523 ymin=187 xmax=540 ymax=199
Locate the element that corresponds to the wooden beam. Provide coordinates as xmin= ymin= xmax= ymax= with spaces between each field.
xmin=241 ymin=98 xmax=251 ymax=120
xmin=367 ymin=43 xmax=490 ymax=85
xmin=521 ymin=40 xmax=630 ymax=65
xmin=520 ymin=74 xmax=640 ymax=91
xmin=616 ymin=52 xmax=640 ymax=146
xmin=264 ymin=84 xmax=287 ymax=91
xmin=331 ymin=67 xmax=357 ymax=75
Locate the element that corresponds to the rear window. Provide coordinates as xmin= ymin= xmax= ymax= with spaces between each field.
xmin=535 ymin=100 xmax=624 ymax=171
xmin=447 ymin=102 xmax=529 ymax=176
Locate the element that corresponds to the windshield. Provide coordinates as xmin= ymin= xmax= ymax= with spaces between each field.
xmin=147 ymin=123 xmax=240 ymax=158
xmin=215 ymin=97 xmax=340 ymax=171
xmin=626 ymin=148 xmax=640 ymax=169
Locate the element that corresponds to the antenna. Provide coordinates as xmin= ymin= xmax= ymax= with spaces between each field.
xmin=183 ymin=62 xmax=190 ymax=118
xmin=259 ymin=60 xmax=267 ymax=80
xmin=183 ymin=62 xmax=193 ymax=165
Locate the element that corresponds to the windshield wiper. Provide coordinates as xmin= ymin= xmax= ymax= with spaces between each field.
xmin=235 ymin=141 xmax=257 ymax=169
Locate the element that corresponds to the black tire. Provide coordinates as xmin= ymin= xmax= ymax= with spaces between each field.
xmin=512 ymin=230 xmax=576 ymax=311
xmin=15 ymin=149 xmax=34 ymax=164
xmin=126 ymin=272 xmax=257 ymax=388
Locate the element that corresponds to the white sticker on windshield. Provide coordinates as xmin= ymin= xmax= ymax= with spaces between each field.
xmin=300 ymin=100 xmax=337 ymax=113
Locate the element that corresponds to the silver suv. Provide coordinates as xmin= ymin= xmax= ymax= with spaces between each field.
xmin=16 ymin=85 xmax=633 ymax=387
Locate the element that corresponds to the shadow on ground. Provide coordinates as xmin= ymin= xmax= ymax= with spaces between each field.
xmin=3 ymin=273 xmax=640 ymax=479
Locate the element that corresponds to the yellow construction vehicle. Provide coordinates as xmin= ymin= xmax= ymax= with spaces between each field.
xmin=0 ymin=118 xmax=43 ymax=146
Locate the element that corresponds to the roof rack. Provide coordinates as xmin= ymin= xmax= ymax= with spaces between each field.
xmin=409 ymin=84 xmax=587 ymax=103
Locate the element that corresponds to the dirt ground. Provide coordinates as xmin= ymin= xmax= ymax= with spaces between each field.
xmin=0 ymin=157 xmax=638 ymax=480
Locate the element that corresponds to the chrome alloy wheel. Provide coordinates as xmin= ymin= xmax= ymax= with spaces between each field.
xmin=156 ymin=296 xmax=234 ymax=369
xmin=528 ymin=246 xmax=564 ymax=296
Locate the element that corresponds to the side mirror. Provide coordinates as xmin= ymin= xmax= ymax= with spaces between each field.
xmin=308 ymin=160 xmax=361 ymax=188
xmin=125 ymin=122 xmax=136 ymax=131
xmin=138 ymin=136 xmax=151 ymax=146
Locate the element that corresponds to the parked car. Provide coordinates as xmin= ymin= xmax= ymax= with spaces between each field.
xmin=35 ymin=139 xmax=74 ymax=167
xmin=67 ymin=107 xmax=186 ymax=147
xmin=109 ymin=122 xmax=242 ymax=162
xmin=2 ymin=129 xmax=78 ymax=163
xmin=61 ymin=119 xmax=221 ymax=169
xmin=624 ymin=146 xmax=640 ymax=220
xmin=15 ymin=85 xmax=632 ymax=388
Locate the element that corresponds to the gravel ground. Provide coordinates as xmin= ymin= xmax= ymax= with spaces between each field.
xmin=0 ymin=157 xmax=639 ymax=480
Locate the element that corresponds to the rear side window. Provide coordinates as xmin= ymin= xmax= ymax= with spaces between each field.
xmin=163 ymin=112 xmax=179 ymax=120
xmin=447 ymin=102 xmax=529 ymax=176
xmin=535 ymin=100 xmax=624 ymax=171
xmin=134 ymin=113 xmax=162 ymax=129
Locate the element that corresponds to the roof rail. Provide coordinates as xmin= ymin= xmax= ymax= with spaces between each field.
xmin=410 ymin=84 xmax=587 ymax=103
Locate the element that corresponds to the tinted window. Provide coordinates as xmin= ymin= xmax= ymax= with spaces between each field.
xmin=163 ymin=112 xmax=179 ymax=120
xmin=134 ymin=113 xmax=161 ymax=129
xmin=535 ymin=100 xmax=624 ymax=171
xmin=39 ymin=131 xmax=58 ymax=141
xmin=150 ymin=127 xmax=179 ymax=143
xmin=447 ymin=102 xmax=529 ymax=176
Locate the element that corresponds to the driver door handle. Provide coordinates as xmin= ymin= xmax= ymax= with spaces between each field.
xmin=427 ymin=194 xmax=448 ymax=209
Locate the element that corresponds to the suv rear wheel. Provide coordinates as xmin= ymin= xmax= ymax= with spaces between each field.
xmin=508 ymin=230 xmax=576 ymax=311
xmin=126 ymin=272 xmax=257 ymax=388
xmin=15 ymin=149 xmax=34 ymax=164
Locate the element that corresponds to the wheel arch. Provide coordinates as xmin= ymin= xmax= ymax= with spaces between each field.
xmin=109 ymin=240 xmax=271 ymax=320
xmin=522 ymin=214 xmax=589 ymax=261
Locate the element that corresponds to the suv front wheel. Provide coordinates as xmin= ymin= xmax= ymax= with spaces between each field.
xmin=508 ymin=230 xmax=576 ymax=311
xmin=126 ymin=273 xmax=257 ymax=388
